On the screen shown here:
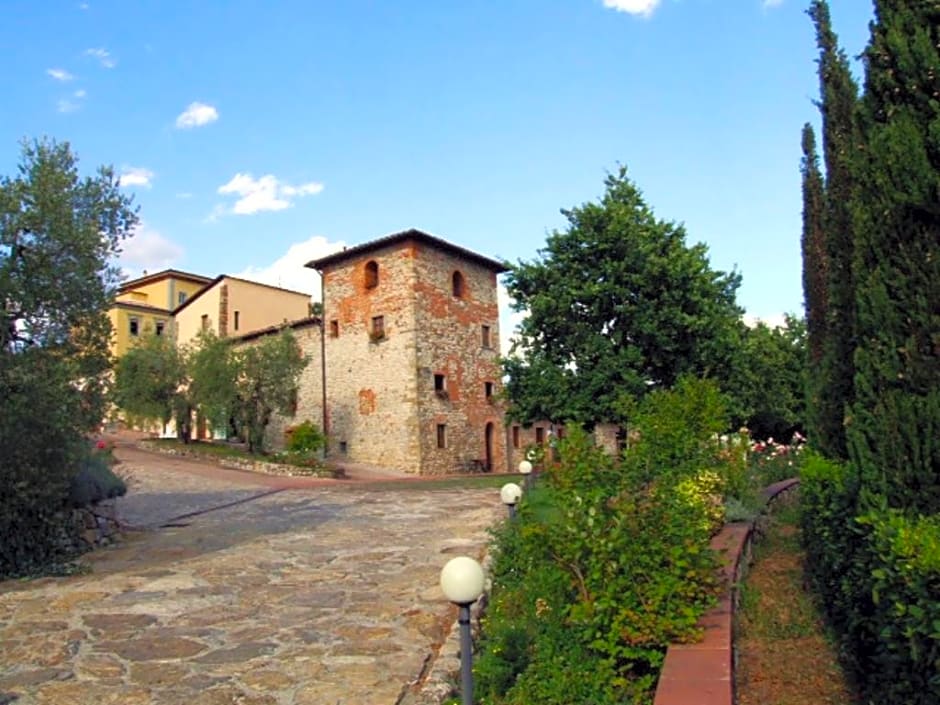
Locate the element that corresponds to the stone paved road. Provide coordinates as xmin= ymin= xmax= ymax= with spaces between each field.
xmin=0 ymin=446 xmax=502 ymax=705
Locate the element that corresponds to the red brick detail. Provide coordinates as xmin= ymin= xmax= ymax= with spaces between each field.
xmin=652 ymin=478 xmax=800 ymax=705
xmin=358 ymin=389 xmax=376 ymax=415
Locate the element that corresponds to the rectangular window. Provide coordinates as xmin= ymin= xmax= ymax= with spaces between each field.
xmin=436 ymin=424 xmax=447 ymax=449
xmin=512 ymin=426 xmax=520 ymax=448
xmin=339 ymin=441 xmax=348 ymax=454
xmin=178 ymin=291 xmax=187 ymax=306
xmin=129 ymin=317 xmax=139 ymax=336
xmin=371 ymin=315 xmax=385 ymax=340
xmin=434 ymin=373 xmax=448 ymax=399
xmin=155 ymin=320 xmax=165 ymax=336
xmin=201 ymin=314 xmax=209 ymax=331
xmin=234 ymin=310 xmax=240 ymax=331
xmin=330 ymin=320 xmax=339 ymax=338
xmin=535 ymin=427 xmax=545 ymax=444
xmin=485 ymin=381 xmax=494 ymax=400
xmin=482 ymin=324 xmax=491 ymax=348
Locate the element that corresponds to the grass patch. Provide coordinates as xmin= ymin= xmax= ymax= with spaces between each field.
xmin=354 ymin=473 xmax=521 ymax=492
xmin=736 ymin=492 xmax=857 ymax=705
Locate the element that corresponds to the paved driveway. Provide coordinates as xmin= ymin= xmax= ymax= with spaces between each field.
xmin=0 ymin=445 xmax=502 ymax=705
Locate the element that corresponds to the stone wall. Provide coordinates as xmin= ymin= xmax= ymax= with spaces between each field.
xmin=322 ymin=243 xmax=422 ymax=473
xmin=412 ymin=245 xmax=506 ymax=475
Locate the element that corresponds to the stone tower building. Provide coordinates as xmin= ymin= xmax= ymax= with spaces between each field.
xmin=307 ymin=229 xmax=508 ymax=475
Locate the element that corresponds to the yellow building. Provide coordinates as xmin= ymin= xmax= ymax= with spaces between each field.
xmin=174 ymin=275 xmax=312 ymax=346
xmin=108 ymin=270 xmax=212 ymax=357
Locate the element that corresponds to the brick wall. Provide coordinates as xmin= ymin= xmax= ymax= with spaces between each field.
xmin=412 ymin=245 xmax=505 ymax=474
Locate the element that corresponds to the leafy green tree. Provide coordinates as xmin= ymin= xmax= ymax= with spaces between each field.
xmin=234 ymin=329 xmax=307 ymax=453
xmin=503 ymin=166 xmax=743 ymax=427
xmin=728 ymin=316 xmax=807 ymax=441
xmin=187 ymin=330 xmax=238 ymax=436
xmin=113 ymin=330 xmax=186 ymax=436
xmin=0 ymin=138 xmax=136 ymax=576
xmin=809 ymin=0 xmax=861 ymax=460
xmin=848 ymin=0 xmax=940 ymax=514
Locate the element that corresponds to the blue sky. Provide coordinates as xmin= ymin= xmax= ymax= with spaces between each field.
xmin=2 ymin=0 xmax=873 ymax=341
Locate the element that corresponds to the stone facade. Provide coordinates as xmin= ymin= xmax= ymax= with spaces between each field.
xmin=301 ymin=229 xmax=509 ymax=475
xmin=228 ymin=230 xmax=622 ymax=476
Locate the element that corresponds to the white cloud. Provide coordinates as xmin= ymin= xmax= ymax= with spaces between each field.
xmin=47 ymin=68 xmax=74 ymax=82
xmin=73 ymin=89 xmax=86 ymax=98
xmin=763 ymin=0 xmax=784 ymax=7
xmin=602 ymin=0 xmax=661 ymax=17
xmin=118 ymin=223 xmax=184 ymax=275
xmin=216 ymin=173 xmax=324 ymax=216
xmin=85 ymin=47 xmax=116 ymax=68
xmin=176 ymin=192 xmax=193 ymax=199
xmin=79 ymin=2 xmax=89 ymax=9
xmin=175 ymin=101 xmax=219 ymax=129
xmin=57 ymin=98 xmax=80 ymax=113
xmin=119 ymin=167 xmax=155 ymax=189
xmin=235 ymin=235 xmax=347 ymax=297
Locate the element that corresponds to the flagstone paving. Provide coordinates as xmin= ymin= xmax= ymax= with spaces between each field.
xmin=0 ymin=448 xmax=502 ymax=705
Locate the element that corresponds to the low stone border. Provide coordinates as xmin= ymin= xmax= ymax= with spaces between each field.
xmin=138 ymin=440 xmax=339 ymax=478
xmin=653 ymin=478 xmax=799 ymax=705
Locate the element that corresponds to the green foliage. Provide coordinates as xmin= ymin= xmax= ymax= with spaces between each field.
xmin=808 ymin=0 xmax=861 ymax=461
xmin=113 ymin=330 xmax=186 ymax=434
xmin=234 ymin=329 xmax=308 ymax=453
xmin=847 ymin=0 xmax=940 ymax=515
xmin=286 ymin=420 xmax=326 ymax=454
xmin=623 ymin=376 xmax=729 ymax=483
xmin=801 ymin=454 xmax=940 ymax=703
xmin=476 ymin=382 xmax=729 ymax=704
xmin=69 ymin=451 xmax=127 ymax=507
xmin=725 ymin=316 xmax=807 ymax=440
xmin=0 ymin=138 xmax=136 ymax=578
xmin=502 ymin=166 xmax=743 ymax=427
xmin=187 ymin=330 xmax=238 ymax=434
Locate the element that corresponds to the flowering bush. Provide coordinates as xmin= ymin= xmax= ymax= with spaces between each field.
xmin=749 ymin=432 xmax=805 ymax=484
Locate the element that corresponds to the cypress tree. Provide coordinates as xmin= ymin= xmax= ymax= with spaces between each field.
xmin=848 ymin=0 xmax=940 ymax=513
xmin=800 ymin=123 xmax=828 ymax=440
xmin=808 ymin=0 xmax=860 ymax=460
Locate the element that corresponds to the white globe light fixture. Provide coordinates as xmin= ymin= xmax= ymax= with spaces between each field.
xmin=440 ymin=556 xmax=486 ymax=606
xmin=439 ymin=556 xmax=486 ymax=705
xmin=500 ymin=482 xmax=523 ymax=519
xmin=518 ymin=460 xmax=533 ymax=489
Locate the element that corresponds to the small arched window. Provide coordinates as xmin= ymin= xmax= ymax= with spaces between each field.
xmin=452 ymin=270 xmax=465 ymax=298
xmin=364 ymin=260 xmax=379 ymax=289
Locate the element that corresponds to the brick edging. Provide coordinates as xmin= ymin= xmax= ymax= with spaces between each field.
xmin=653 ymin=477 xmax=799 ymax=705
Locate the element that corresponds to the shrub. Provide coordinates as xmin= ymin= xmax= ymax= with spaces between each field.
xmin=0 ymin=354 xmax=87 ymax=578
xmin=476 ymin=381 xmax=727 ymax=703
xmin=69 ymin=452 xmax=127 ymax=507
xmin=800 ymin=454 xmax=940 ymax=704
xmin=857 ymin=509 xmax=940 ymax=703
xmin=286 ymin=420 xmax=326 ymax=455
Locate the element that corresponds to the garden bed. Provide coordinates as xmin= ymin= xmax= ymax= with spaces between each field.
xmin=139 ymin=439 xmax=342 ymax=478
